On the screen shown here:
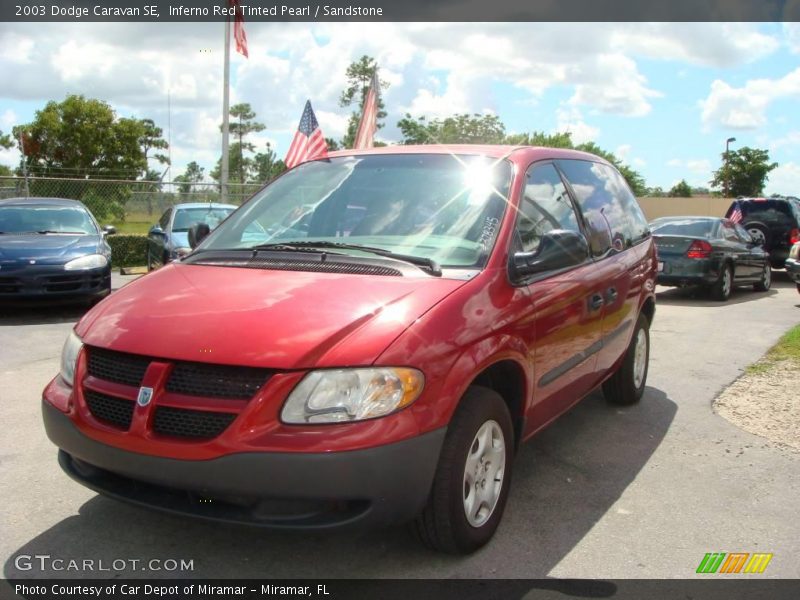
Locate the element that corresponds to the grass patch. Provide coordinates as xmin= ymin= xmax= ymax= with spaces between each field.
xmin=112 ymin=221 xmax=151 ymax=234
xmin=745 ymin=324 xmax=800 ymax=374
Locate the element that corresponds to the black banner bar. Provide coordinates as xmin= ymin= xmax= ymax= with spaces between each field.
xmin=4 ymin=579 xmax=800 ymax=600
xmin=1 ymin=0 xmax=797 ymax=23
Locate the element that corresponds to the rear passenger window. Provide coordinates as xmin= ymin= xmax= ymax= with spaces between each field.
xmin=516 ymin=163 xmax=582 ymax=253
xmin=556 ymin=160 xmax=649 ymax=253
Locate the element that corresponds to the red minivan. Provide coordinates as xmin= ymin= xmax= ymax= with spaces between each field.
xmin=43 ymin=146 xmax=657 ymax=553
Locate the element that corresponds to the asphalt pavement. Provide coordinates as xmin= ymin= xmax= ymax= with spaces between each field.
xmin=1 ymin=271 xmax=798 ymax=579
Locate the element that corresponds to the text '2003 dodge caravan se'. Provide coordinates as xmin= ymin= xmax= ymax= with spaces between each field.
xmin=43 ymin=146 xmax=657 ymax=554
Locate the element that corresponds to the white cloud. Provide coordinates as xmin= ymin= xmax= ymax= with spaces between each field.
xmin=1 ymin=109 xmax=16 ymax=130
xmin=555 ymin=107 xmax=599 ymax=145
xmin=765 ymin=162 xmax=800 ymax=195
xmin=700 ymin=68 xmax=800 ymax=130
xmin=784 ymin=23 xmax=800 ymax=54
xmin=667 ymin=158 xmax=712 ymax=174
xmin=770 ymin=130 xmax=800 ymax=151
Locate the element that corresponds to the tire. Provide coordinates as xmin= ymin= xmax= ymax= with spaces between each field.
xmin=711 ymin=263 xmax=733 ymax=301
xmin=414 ymin=386 xmax=514 ymax=554
xmin=146 ymin=251 xmax=153 ymax=272
xmin=753 ymin=263 xmax=771 ymax=292
xmin=745 ymin=222 xmax=770 ymax=249
xmin=602 ymin=313 xmax=650 ymax=406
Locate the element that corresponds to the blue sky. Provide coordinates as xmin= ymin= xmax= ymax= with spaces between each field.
xmin=1 ymin=22 xmax=799 ymax=193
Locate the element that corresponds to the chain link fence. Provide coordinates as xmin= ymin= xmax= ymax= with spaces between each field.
xmin=0 ymin=175 xmax=266 ymax=268
xmin=0 ymin=175 xmax=263 ymax=221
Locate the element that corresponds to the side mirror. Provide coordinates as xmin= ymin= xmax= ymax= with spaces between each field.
xmin=102 ymin=225 xmax=117 ymax=235
xmin=511 ymin=230 xmax=589 ymax=280
xmin=188 ymin=222 xmax=211 ymax=249
xmin=149 ymin=225 xmax=164 ymax=236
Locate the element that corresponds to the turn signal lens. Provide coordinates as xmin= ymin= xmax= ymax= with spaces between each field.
xmin=789 ymin=228 xmax=800 ymax=245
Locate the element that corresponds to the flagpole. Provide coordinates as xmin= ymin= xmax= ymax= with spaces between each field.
xmin=221 ymin=18 xmax=231 ymax=203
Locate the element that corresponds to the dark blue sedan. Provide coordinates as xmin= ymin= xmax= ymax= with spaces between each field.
xmin=0 ymin=198 xmax=114 ymax=303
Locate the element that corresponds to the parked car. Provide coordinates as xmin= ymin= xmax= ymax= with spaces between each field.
xmin=725 ymin=196 xmax=800 ymax=269
xmin=146 ymin=203 xmax=236 ymax=270
xmin=651 ymin=216 xmax=771 ymax=300
xmin=43 ymin=146 xmax=657 ymax=554
xmin=786 ymin=241 xmax=800 ymax=294
xmin=0 ymin=197 xmax=114 ymax=303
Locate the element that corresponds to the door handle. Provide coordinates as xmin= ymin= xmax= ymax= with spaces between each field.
xmin=588 ymin=294 xmax=604 ymax=312
xmin=605 ymin=287 xmax=618 ymax=303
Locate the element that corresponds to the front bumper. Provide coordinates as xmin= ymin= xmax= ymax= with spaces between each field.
xmin=0 ymin=264 xmax=110 ymax=300
xmin=785 ymin=258 xmax=800 ymax=285
xmin=43 ymin=400 xmax=446 ymax=530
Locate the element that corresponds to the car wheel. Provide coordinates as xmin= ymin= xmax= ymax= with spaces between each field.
xmin=745 ymin=222 xmax=770 ymax=249
xmin=146 ymin=251 xmax=153 ymax=272
xmin=796 ymin=283 xmax=800 ymax=295
xmin=602 ymin=312 xmax=650 ymax=406
xmin=711 ymin=264 xmax=733 ymax=301
xmin=414 ymin=386 xmax=513 ymax=554
xmin=754 ymin=264 xmax=771 ymax=292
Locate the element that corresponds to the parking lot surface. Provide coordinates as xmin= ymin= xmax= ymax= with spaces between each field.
xmin=1 ymin=272 xmax=798 ymax=579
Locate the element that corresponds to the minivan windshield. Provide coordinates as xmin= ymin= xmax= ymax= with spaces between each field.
xmin=200 ymin=154 xmax=513 ymax=269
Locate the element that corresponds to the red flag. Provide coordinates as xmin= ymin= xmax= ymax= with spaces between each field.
xmin=230 ymin=0 xmax=248 ymax=58
xmin=284 ymin=101 xmax=328 ymax=169
xmin=353 ymin=72 xmax=380 ymax=149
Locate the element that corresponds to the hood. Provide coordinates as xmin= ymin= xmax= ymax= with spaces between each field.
xmin=0 ymin=233 xmax=103 ymax=265
xmin=77 ymin=263 xmax=468 ymax=370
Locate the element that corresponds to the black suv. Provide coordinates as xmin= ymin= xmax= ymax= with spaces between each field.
xmin=725 ymin=197 xmax=800 ymax=268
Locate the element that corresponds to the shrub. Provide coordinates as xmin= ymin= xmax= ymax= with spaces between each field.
xmin=107 ymin=234 xmax=147 ymax=268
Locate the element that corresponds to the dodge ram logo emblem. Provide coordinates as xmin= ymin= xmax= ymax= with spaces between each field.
xmin=137 ymin=387 xmax=154 ymax=407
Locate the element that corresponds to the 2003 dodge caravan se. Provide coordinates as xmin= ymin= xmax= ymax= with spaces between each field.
xmin=43 ymin=145 xmax=657 ymax=554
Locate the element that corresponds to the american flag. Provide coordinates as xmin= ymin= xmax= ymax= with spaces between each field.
xmin=353 ymin=72 xmax=380 ymax=149
xmin=230 ymin=0 xmax=248 ymax=58
xmin=284 ymin=101 xmax=328 ymax=169
xmin=728 ymin=201 xmax=743 ymax=223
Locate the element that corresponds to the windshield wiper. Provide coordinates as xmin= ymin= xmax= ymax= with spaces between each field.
xmin=36 ymin=230 xmax=86 ymax=235
xmin=251 ymin=241 xmax=442 ymax=276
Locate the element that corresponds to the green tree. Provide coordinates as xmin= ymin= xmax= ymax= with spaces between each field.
xmin=251 ymin=143 xmax=286 ymax=183
xmin=11 ymin=95 xmax=155 ymax=219
xmin=217 ymin=103 xmax=265 ymax=184
xmin=397 ymin=113 xmax=506 ymax=144
xmin=646 ymin=186 xmax=666 ymax=197
xmin=325 ymin=137 xmax=340 ymax=151
xmin=339 ymin=55 xmax=389 ymax=148
xmin=137 ymin=118 xmax=169 ymax=174
xmin=710 ymin=146 xmax=777 ymax=197
xmin=668 ymin=179 xmax=692 ymax=197
xmin=502 ymin=129 xmax=647 ymax=195
xmin=174 ymin=161 xmax=205 ymax=194
xmin=0 ymin=129 xmax=12 ymax=150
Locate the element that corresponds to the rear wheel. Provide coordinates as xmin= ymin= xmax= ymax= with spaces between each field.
xmin=602 ymin=313 xmax=650 ymax=406
xmin=711 ymin=264 xmax=733 ymax=301
xmin=754 ymin=263 xmax=771 ymax=292
xmin=414 ymin=386 xmax=513 ymax=554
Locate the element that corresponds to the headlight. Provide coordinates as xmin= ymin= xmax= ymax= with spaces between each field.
xmin=790 ymin=243 xmax=800 ymax=260
xmin=281 ymin=367 xmax=424 ymax=424
xmin=60 ymin=331 xmax=83 ymax=387
xmin=64 ymin=254 xmax=108 ymax=271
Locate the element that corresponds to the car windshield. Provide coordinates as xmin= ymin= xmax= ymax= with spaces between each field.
xmin=650 ymin=219 xmax=716 ymax=238
xmin=200 ymin=154 xmax=513 ymax=269
xmin=172 ymin=207 xmax=234 ymax=232
xmin=0 ymin=205 xmax=97 ymax=234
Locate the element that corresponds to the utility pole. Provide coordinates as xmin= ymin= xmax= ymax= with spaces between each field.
xmin=725 ymin=137 xmax=736 ymax=198
xmin=221 ymin=18 xmax=231 ymax=202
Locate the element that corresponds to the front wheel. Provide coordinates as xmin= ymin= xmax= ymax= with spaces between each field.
xmin=414 ymin=386 xmax=513 ymax=554
xmin=754 ymin=264 xmax=771 ymax=292
xmin=602 ymin=313 xmax=650 ymax=406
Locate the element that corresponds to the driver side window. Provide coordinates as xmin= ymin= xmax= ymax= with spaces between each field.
xmin=517 ymin=163 xmax=581 ymax=253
